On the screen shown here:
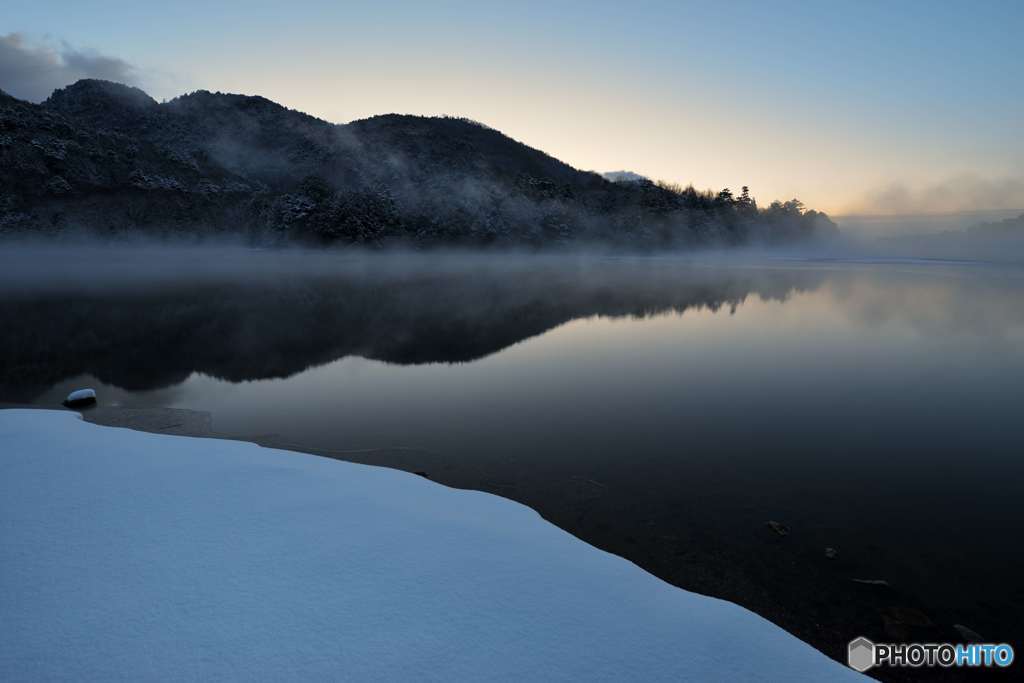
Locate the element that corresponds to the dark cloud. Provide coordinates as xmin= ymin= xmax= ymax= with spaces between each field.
xmin=0 ymin=33 xmax=138 ymax=102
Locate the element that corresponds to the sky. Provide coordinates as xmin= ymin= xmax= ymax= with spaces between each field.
xmin=3 ymin=0 xmax=1023 ymax=215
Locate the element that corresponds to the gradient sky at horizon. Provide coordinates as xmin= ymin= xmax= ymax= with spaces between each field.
xmin=4 ymin=0 xmax=1023 ymax=215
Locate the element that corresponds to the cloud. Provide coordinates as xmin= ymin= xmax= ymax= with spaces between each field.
xmin=0 ymin=33 xmax=138 ymax=102
xmin=849 ymin=174 xmax=1024 ymax=215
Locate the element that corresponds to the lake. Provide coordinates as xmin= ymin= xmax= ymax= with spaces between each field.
xmin=3 ymin=246 xmax=1022 ymax=671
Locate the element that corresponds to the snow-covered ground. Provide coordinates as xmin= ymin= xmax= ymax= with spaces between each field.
xmin=0 ymin=410 xmax=862 ymax=681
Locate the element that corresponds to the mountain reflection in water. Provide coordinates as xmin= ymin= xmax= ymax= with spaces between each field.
xmin=1 ymin=250 xmax=827 ymax=398
xmin=3 ymin=247 xmax=1023 ymax=676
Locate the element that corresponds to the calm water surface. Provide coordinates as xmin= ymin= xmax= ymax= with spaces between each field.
xmin=4 ymin=248 xmax=1023 ymax=672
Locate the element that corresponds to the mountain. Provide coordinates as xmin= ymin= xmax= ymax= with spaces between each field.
xmin=863 ymin=211 xmax=1024 ymax=264
xmin=0 ymin=79 xmax=837 ymax=246
xmin=602 ymin=170 xmax=649 ymax=184
xmin=969 ymin=213 xmax=1024 ymax=238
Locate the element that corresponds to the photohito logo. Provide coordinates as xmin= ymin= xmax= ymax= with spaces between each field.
xmin=848 ymin=636 xmax=1014 ymax=672
xmin=847 ymin=637 xmax=875 ymax=672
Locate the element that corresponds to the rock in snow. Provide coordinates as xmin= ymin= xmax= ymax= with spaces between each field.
xmin=0 ymin=410 xmax=864 ymax=681
xmin=62 ymin=388 xmax=96 ymax=407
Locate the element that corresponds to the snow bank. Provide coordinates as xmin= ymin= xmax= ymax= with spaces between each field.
xmin=0 ymin=410 xmax=862 ymax=681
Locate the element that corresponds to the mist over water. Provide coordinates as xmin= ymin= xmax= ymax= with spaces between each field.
xmin=2 ymin=230 xmax=1022 ymax=291
xmin=2 ymin=242 xmax=1024 ymax=665
xmin=5 ymin=1 xmax=1024 ymax=676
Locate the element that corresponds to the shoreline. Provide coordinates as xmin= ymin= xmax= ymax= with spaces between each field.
xmin=6 ymin=403 xmax=983 ymax=680
xmin=3 ymin=408 xmax=864 ymax=681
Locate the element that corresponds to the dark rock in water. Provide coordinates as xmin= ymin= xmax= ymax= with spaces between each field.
xmin=882 ymin=606 xmax=933 ymax=640
xmin=850 ymin=578 xmax=890 ymax=587
xmin=954 ymin=624 xmax=985 ymax=642
xmin=765 ymin=520 xmax=789 ymax=537
xmin=414 ymin=471 xmax=430 ymax=479
xmin=63 ymin=388 xmax=96 ymax=408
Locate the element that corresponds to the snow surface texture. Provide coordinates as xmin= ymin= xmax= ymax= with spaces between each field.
xmin=0 ymin=410 xmax=863 ymax=681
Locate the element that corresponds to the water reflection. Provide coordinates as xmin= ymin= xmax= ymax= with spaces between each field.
xmin=3 ymin=250 xmax=1024 ymax=672
xmin=1 ymin=253 xmax=831 ymax=399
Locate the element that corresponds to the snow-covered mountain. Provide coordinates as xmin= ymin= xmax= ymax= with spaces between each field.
xmin=0 ymin=79 xmax=836 ymax=246
xmin=602 ymin=170 xmax=649 ymax=184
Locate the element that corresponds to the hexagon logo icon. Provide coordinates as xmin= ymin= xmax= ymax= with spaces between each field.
xmin=848 ymin=636 xmax=876 ymax=672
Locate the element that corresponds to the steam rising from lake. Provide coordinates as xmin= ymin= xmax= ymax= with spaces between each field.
xmin=2 ymin=241 xmax=1023 ymax=656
